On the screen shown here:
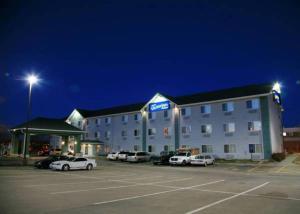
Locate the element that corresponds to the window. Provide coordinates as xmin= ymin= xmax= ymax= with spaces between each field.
xmin=224 ymin=144 xmax=236 ymax=153
xmin=223 ymin=123 xmax=235 ymax=133
xmin=163 ymin=127 xmax=171 ymax=136
xmin=148 ymin=128 xmax=156 ymax=136
xmin=249 ymin=144 xmax=262 ymax=153
xmin=122 ymin=115 xmax=128 ymax=123
xmin=95 ymin=118 xmax=100 ymax=125
xmin=78 ymin=121 xmax=81 ymax=127
xmin=134 ymin=129 xmax=140 ymax=137
xmin=148 ymin=145 xmax=153 ymax=153
xmin=246 ymin=99 xmax=260 ymax=109
xmin=182 ymin=125 xmax=192 ymax=135
xmin=201 ymin=124 xmax=212 ymax=134
xmin=164 ymin=145 xmax=169 ymax=152
xmin=222 ymin=102 xmax=234 ymax=112
xmin=134 ymin=113 xmax=141 ymax=121
xmin=201 ymin=145 xmax=213 ymax=153
xmin=181 ymin=107 xmax=191 ymax=117
xmin=164 ymin=110 xmax=170 ymax=118
xmin=85 ymin=144 xmax=88 ymax=155
xmin=148 ymin=112 xmax=156 ymax=120
xmin=85 ymin=133 xmax=89 ymax=138
xmin=248 ymin=121 xmax=262 ymax=131
xmin=121 ymin=130 xmax=127 ymax=137
xmin=105 ymin=117 xmax=111 ymax=125
xmin=200 ymin=105 xmax=211 ymax=114
xmin=133 ymin=145 xmax=139 ymax=151
xmin=94 ymin=132 xmax=100 ymax=138
xmin=105 ymin=131 xmax=111 ymax=138
xmin=86 ymin=119 xmax=89 ymax=126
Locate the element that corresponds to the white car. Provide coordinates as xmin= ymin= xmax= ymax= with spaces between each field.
xmin=106 ymin=152 xmax=119 ymax=160
xmin=50 ymin=157 xmax=97 ymax=171
xmin=169 ymin=152 xmax=192 ymax=165
xmin=190 ymin=155 xmax=215 ymax=166
xmin=127 ymin=152 xmax=151 ymax=162
xmin=118 ymin=151 xmax=130 ymax=161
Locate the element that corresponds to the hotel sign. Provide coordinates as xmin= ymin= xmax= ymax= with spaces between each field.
xmin=149 ymin=101 xmax=170 ymax=112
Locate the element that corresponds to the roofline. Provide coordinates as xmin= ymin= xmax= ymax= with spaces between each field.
xmin=10 ymin=128 xmax=85 ymax=133
xmin=66 ymin=109 xmax=84 ymax=122
xmin=141 ymin=92 xmax=176 ymax=111
xmin=177 ymin=93 xmax=272 ymax=108
xmin=84 ymin=110 xmax=142 ymax=119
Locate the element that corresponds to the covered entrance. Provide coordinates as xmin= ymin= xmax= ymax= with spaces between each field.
xmin=10 ymin=117 xmax=85 ymax=157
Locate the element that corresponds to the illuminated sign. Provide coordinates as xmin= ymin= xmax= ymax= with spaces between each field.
xmin=149 ymin=101 xmax=170 ymax=112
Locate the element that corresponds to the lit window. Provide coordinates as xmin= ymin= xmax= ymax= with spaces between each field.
xmin=163 ymin=127 xmax=172 ymax=136
xmin=201 ymin=124 xmax=212 ymax=134
xmin=200 ymin=105 xmax=211 ymax=114
xmin=248 ymin=121 xmax=261 ymax=131
xmin=223 ymin=123 xmax=235 ymax=133
xmin=222 ymin=102 xmax=234 ymax=112
xmin=148 ymin=128 xmax=156 ymax=136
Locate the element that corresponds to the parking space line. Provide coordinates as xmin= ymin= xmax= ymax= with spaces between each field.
xmin=92 ymin=180 xmax=225 ymax=205
xmin=184 ymin=182 xmax=269 ymax=214
xmin=247 ymin=165 xmax=261 ymax=172
xmin=275 ymin=165 xmax=289 ymax=173
xmin=50 ymin=177 xmax=194 ymax=194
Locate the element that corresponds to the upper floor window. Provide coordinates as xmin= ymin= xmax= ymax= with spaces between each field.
xmin=200 ymin=105 xmax=211 ymax=114
xmin=78 ymin=121 xmax=81 ymax=127
xmin=122 ymin=115 xmax=128 ymax=124
xmin=164 ymin=110 xmax=170 ymax=119
xmin=148 ymin=128 xmax=156 ymax=136
xmin=105 ymin=131 xmax=111 ymax=138
xmin=181 ymin=107 xmax=191 ymax=117
xmin=246 ymin=99 xmax=260 ymax=109
xmin=148 ymin=112 xmax=156 ymax=120
xmin=134 ymin=113 xmax=141 ymax=121
xmin=134 ymin=129 xmax=140 ymax=137
xmin=223 ymin=123 xmax=235 ymax=133
xmin=222 ymin=102 xmax=234 ymax=112
xmin=105 ymin=117 xmax=111 ymax=125
xmin=85 ymin=119 xmax=89 ymax=126
xmin=121 ymin=130 xmax=127 ymax=137
xmin=201 ymin=124 xmax=212 ymax=134
xmin=248 ymin=121 xmax=262 ymax=132
xmin=95 ymin=118 xmax=100 ymax=125
xmin=95 ymin=132 xmax=100 ymax=139
xmin=163 ymin=127 xmax=172 ymax=136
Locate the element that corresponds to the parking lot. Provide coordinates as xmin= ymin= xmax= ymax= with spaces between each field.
xmin=0 ymin=161 xmax=300 ymax=214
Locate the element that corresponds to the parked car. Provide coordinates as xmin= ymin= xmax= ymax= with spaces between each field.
xmin=106 ymin=152 xmax=119 ymax=160
xmin=34 ymin=155 xmax=69 ymax=169
xmin=190 ymin=154 xmax=215 ymax=166
xmin=50 ymin=157 xmax=97 ymax=171
xmin=118 ymin=151 xmax=130 ymax=161
xmin=153 ymin=151 xmax=175 ymax=165
xmin=169 ymin=152 xmax=192 ymax=165
xmin=127 ymin=152 xmax=151 ymax=162
xmin=50 ymin=148 xmax=62 ymax=156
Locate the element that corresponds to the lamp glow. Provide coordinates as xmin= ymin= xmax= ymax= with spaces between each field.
xmin=26 ymin=74 xmax=39 ymax=86
xmin=272 ymin=82 xmax=281 ymax=93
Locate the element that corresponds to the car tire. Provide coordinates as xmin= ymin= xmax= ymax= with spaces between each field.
xmin=86 ymin=164 xmax=93 ymax=171
xmin=182 ymin=160 xmax=187 ymax=166
xmin=62 ymin=164 xmax=70 ymax=171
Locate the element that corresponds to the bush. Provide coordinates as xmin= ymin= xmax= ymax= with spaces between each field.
xmin=271 ymin=153 xmax=286 ymax=162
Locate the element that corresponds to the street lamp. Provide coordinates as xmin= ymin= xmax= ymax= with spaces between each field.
xmin=23 ymin=74 xmax=39 ymax=162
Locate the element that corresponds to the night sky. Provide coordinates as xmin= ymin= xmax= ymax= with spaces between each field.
xmin=0 ymin=0 xmax=299 ymax=128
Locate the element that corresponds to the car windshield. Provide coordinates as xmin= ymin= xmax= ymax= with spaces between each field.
xmin=196 ymin=156 xmax=204 ymax=159
xmin=127 ymin=152 xmax=135 ymax=156
xmin=176 ymin=153 xmax=187 ymax=156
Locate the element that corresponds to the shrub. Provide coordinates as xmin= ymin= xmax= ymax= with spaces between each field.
xmin=271 ymin=153 xmax=286 ymax=162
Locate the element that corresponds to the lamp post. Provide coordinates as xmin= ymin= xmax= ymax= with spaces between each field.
xmin=23 ymin=74 xmax=39 ymax=163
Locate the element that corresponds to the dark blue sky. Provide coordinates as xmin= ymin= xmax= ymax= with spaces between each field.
xmin=0 ymin=0 xmax=299 ymax=127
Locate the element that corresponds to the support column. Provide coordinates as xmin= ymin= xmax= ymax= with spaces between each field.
xmin=62 ymin=136 xmax=69 ymax=153
xmin=142 ymin=112 xmax=147 ymax=152
xmin=22 ymin=133 xmax=30 ymax=157
xmin=11 ymin=133 xmax=19 ymax=155
xmin=75 ymin=135 xmax=81 ymax=155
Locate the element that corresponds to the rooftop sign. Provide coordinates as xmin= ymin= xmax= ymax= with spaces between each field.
xmin=149 ymin=101 xmax=170 ymax=112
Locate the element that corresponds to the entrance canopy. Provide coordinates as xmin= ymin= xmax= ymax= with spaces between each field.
xmin=10 ymin=117 xmax=85 ymax=136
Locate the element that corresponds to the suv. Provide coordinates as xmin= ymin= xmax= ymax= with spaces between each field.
xmin=153 ymin=151 xmax=175 ymax=165
xmin=190 ymin=154 xmax=215 ymax=166
xmin=118 ymin=151 xmax=130 ymax=161
xmin=127 ymin=152 xmax=151 ymax=162
xmin=169 ymin=152 xmax=192 ymax=165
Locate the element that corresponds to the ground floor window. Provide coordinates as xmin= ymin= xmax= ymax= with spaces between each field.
xmin=148 ymin=145 xmax=153 ymax=152
xmin=249 ymin=144 xmax=262 ymax=153
xmin=201 ymin=145 xmax=213 ymax=153
xmin=224 ymin=144 xmax=236 ymax=153
xmin=85 ymin=144 xmax=88 ymax=155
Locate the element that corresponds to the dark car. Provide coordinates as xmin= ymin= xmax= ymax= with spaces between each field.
xmin=34 ymin=155 xmax=68 ymax=169
xmin=153 ymin=151 xmax=175 ymax=165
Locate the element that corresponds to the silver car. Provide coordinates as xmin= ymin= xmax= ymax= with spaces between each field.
xmin=126 ymin=152 xmax=151 ymax=162
xmin=190 ymin=155 xmax=215 ymax=166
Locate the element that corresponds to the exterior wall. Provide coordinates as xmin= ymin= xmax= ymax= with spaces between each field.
xmin=179 ymin=98 xmax=263 ymax=159
xmin=268 ymin=95 xmax=283 ymax=154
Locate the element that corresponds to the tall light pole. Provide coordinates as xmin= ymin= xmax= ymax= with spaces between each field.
xmin=23 ymin=74 xmax=39 ymax=163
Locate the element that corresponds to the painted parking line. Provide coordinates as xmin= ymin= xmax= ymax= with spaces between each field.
xmin=25 ymin=175 xmax=163 ymax=188
xmin=275 ymin=165 xmax=289 ymax=173
xmin=247 ymin=165 xmax=261 ymax=172
xmin=50 ymin=177 xmax=193 ymax=194
xmin=184 ymin=182 xmax=269 ymax=214
xmin=92 ymin=180 xmax=225 ymax=205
